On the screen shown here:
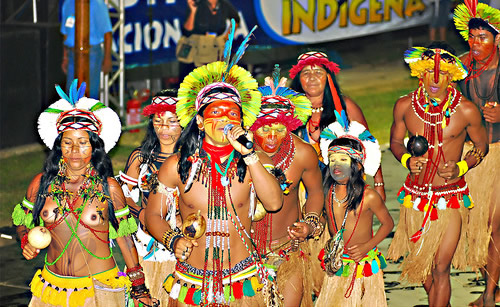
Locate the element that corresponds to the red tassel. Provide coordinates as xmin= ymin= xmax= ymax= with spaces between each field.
xmin=232 ymin=281 xmax=244 ymax=299
xmin=318 ymin=248 xmax=326 ymax=270
xmin=363 ymin=261 xmax=373 ymax=277
xmin=430 ymin=206 xmax=438 ymax=221
xmin=430 ymin=194 xmax=438 ymax=206
xmin=417 ymin=197 xmax=428 ymax=211
xmin=410 ymin=229 xmax=423 ymax=243
xmin=184 ymin=287 xmax=196 ymax=305
xmin=448 ymin=196 xmax=460 ymax=209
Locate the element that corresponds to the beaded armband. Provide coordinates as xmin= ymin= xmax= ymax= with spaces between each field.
xmin=12 ymin=198 xmax=43 ymax=229
xmin=162 ymin=228 xmax=182 ymax=253
xmin=109 ymin=206 xmax=138 ymax=239
xmin=304 ymin=212 xmax=324 ymax=240
xmin=464 ymin=147 xmax=486 ymax=168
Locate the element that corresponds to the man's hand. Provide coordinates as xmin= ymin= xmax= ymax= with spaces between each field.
xmin=22 ymin=242 xmax=39 ymax=260
xmin=346 ymin=243 xmax=370 ymax=263
xmin=187 ymin=0 xmax=198 ymax=11
xmin=173 ymin=237 xmax=198 ymax=261
xmin=481 ymin=102 xmax=500 ymax=124
xmin=287 ymin=222 xmax=311 ymax=242
xmin=226 ymin=125 xmax=254 ymax=156
xmin=437 ymin=161 xmax=459 ymax=180
xmin=408 ymin=157 xmax=427 ymax=175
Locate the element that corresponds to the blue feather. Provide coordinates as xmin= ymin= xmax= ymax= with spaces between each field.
xmin=76 ymin=82 xmax=86 ymax=101
xmin=228 ymin=25 xmax=258 ymax=70
xmin=272 ymin=64 xmax=280 ymax=89
xmin=55 ymin=85 xmax=71 ymax=103
xmin=320 ymin=128 xmax=338 ymax=140
xmin=222 ymin=19 xmax=236 ymax=67
xmin=340 ymin=110 xmax=348 ymax=129
xmin=70 ymin=79 xmax=78 ymax=104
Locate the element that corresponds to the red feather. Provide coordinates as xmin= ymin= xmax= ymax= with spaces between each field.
xmin=465 ymin=0 xmax=478 ymax=17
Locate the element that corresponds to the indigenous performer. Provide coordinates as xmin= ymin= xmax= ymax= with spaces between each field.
xmin=118 ymin=89 xmax=182 ymax=305
xmin=145 ymin=22 xmax=284 ymax=306
xmin=289 ymin=50 xmax=386 ymax=296
xmin=316 ymin=118 xmax=392 ymax=307
xmin=387 ymin=42 xmax=488 ymax=307
xmin=454 ymin=2 xmax=500 ymax=305
xmin=12 ymin=80 xmax=156 ymax=307
xmin=250 ymin=65 xmax=324 ymax=307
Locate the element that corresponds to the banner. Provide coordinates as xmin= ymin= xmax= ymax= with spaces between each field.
xmin=114 ymin=0 xmax=431 ymax=68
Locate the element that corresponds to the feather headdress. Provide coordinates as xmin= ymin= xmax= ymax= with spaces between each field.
xmin=251 ymin=64 xmax=312 ymax=131
xmin=404 ymin=47 xmax=468 ymax=82
xmin=38 ymin=79 xmax=121 ymax=152
xmin=319 ymin=121 xmax=380 ymax=176
xmin=454 ymin=0 xmax=500 ymax=41
xmin=177 ymin=20 xmax=261 ymax=128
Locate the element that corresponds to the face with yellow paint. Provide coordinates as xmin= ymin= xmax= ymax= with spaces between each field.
xmin=299 ymin=65 xmax=327 ymax=98
xmin=468 ymin=28 xmax=500 ymax=62
xmin=421 ymin=65 xmax=452 ymax=101
xmin=153 ymin=111 xmax=181 ymax=146
xmin=61 ymin=129 xmax=93 ymax=171
xmin=254 ymin=123 xmax=288 ymax=154
xmin=328 ymin=152 xmax=353 ymax=182
xmin=198 ymin=100 xmax=241 ymax=146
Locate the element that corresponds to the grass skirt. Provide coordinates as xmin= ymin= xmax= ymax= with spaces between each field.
xmin=388 ymin=205 xmax=469 ymax=283
xmin=315 ymin=267 xmax=387 ymax=307
xmin=264 ymin=236 xmax=313 ymax=307
xmin=463 ymin=142 xmax=498 ymax=270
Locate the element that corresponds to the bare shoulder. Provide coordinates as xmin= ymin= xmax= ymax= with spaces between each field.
xmin=459 ymin=52 xmax=470 ymax=65
xmin=292 ymin=133 xmax=317 ymax=156
xmin=457 ymin=96 xmax=481 ymax=120
xmin=158 ymin=153 xmax=181 ymax=184
xmin=106 ymin=177 xmax=122 ymax=192
xmin=26 ymin=173 xmax=44 ymax=201
xmin=125 ymin=148 xmax=142 ymax=170
xmin=363 ymin=186 xmax=383 ymax=207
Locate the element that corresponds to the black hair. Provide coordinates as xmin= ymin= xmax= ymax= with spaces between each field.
xmin=426 ymin=41 xmax=457 ymax=56
xmin=32 ymin=132 xmax=118 ymax=230
xmin=323 ymin=138 xmax=365 ymax=213
xmin=290 ymin=60 xmax=349 ymax=131
xmin=175 ymin=103 xmax=247 ymax=186
xmin=468 ymin=18 xmax=499 ymax=38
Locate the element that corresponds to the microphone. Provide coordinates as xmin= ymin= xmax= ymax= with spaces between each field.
xmin=223 ymin=124 xmax=253 ymax=149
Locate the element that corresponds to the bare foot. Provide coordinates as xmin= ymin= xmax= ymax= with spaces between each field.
xmin=469 ymin=292 xmax=499 ymax=307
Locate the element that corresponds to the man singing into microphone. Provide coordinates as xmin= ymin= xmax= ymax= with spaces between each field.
xmin=250 ymin=66 xmax=324 ymax=307
xmin=145 ymin=38 xmax=284 ymax=305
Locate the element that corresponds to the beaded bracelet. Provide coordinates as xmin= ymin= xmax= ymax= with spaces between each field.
xmin=464 ymin=147 xmax=485 ymax=168
xmin=243 ymin=151 xmax=259 ymax=165
xmin=162 ymin=228 xmax=182 ymax=253
xmin=304 ymin=212 xmax=324 ymax=240
xmin=374 ymin=182 xmax=384 ymax=187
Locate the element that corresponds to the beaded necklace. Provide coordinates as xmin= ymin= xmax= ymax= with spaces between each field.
xmin=408 ymin=86 xmax=463 ymax=241
xmin=44 ymin=162 xmax=112 ymax=266
xmin=199 ymin=142 xmax=239 ymax=305
xmin=271 ymin=132 xmax=295 ymax=173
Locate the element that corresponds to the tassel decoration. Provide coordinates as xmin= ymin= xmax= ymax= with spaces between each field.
xmin=169 ymin=280 xmax=181 ymax=300
xmin=232 ymin=281 xmax=244 ymax=299
xmin=363 ymin=261 xmax=373 ymax=277
xmin=178 ymin=283 xmax=188 ymax=303
xmin=242 ymin=279 xmax=255 ymax=297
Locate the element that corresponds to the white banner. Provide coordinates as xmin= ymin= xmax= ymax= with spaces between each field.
xmin=254 ymin=0 xmax=433 ymax=44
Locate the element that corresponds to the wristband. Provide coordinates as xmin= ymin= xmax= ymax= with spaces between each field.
xmin=401 ymin=153 xmax=412 ymax=169
xmin=457 ymin=160 xmax=469 ymax=177
xmin=243 ymin=151 xmax=259 ymax=165
xmin=374 ymin=182 xmax=384 ymax=187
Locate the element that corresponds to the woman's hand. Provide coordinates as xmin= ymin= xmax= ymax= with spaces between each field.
xmin=22 ymin=242 xmax=39 ymax=260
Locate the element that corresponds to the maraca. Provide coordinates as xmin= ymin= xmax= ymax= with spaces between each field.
xmin=28 ymin=226 xmax=52 ymax=249
xmin=252 ymin=200 xmax=267 ymax=222
xmin=407 ymin=134 xmax=429 ymax=157
xmin=181 ymin=210 xmax=206 ymax=240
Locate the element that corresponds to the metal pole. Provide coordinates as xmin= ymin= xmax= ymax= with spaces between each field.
xmin=119 ymin=0 xmax=125 ymax=118
xmin=75 ymin=0 xmax=90 ymax=95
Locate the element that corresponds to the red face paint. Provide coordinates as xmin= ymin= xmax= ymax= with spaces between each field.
xmin=254 ymin=123 xmax=287 ymax=154
xmin=202 ymin=100 xmax=241 ymax=145
xmin=468 ymin=29 xmax=497 ymax=62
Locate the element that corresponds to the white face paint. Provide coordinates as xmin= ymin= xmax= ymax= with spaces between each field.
xmin=328 ymin=152 xmax=352 ymax=182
